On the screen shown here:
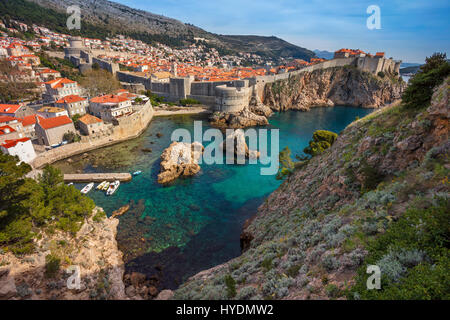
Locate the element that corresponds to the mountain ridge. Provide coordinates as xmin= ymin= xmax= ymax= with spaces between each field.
xmin=20 ymin=0 xmax=315 ymax=62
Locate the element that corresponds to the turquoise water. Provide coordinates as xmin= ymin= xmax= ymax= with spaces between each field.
xmin=57 ymin=106 xmax=373 ymax=289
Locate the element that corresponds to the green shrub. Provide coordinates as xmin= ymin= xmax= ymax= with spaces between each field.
xmin=224 ymin=274 xmax=237 ymax=298
xmin=349 ymin=197 xmax=450 ymax=300
xmin=304 ymin=130 xmax=338 ymax=157
xmin=45 ymin=254 xmax=60 ymax=278
xmin=276 ymin=147 xmax=295 ymax=180
xmin=179 ymin=98 xmax=200 ymax=106
xmin=402 ymin=53 xmax=450 ymax=109
xmin=0 ymin=155 xmax=95 ymax=254
xmin=326 ymin=284 xmax=340 ymax=298
xmin=377 ymin=71 xmax=385 ymax=78
xmin=360 ymin=159 xmax=384 ymax=192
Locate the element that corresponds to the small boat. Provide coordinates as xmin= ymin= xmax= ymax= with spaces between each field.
xmin=133 ymin=171 xmax=142 ymax=176
xmin=97 ymin=181 xmax=108 ymax=190
xmin=106 ymin=181 xmax=120 ymax=196
xmin=102 ymin=182 xmax=110 ymax=191
xmin=68 ymin=183 xmax=74 ymax=186
xmin=80 ymin=183 xmax=94 ymax=195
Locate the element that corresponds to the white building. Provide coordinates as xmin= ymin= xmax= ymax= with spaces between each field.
xmin=1 ymin=138 xmax=37 ymax=163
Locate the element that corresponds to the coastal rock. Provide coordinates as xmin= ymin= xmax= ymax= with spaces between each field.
xmin=220 ymin=129 xmax=260 ymax=160
xmin=155 ymin=289 xmax=174 ymax=300
xmin=210 ymin=107 xmax=269 ymax=129
xmin=0 ymin=207 xmax=126 ymax=300
xmin=158 ymin=142 xmax=205 ymax=184
xmin=264 ymin=67 xmax=406 ymax=111
xmin=111 ymin=205 xmax=130 ymax=219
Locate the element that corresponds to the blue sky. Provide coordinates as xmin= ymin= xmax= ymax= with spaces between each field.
xmin=116 ymin=0 xmax=449 ymax=63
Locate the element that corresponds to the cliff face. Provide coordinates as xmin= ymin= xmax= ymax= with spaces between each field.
xmin=0 ymin=208 xmax=126 ymax=300
xmin=264 ymin=67 xmax=406 ymax=111
xmin=174 ymin=77 xmax=448 ymax=300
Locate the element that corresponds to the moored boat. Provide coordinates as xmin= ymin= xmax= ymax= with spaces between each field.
xmin=133 ymin=171 xmax=142 ymax=176
xmin=80 ymin=182 xmax=94 ymax=195
xmin=102 ymin=182 xmax=110 ymax=191
xmin=106 ymin=181 xmax=120 ymax=196
xmin=97 ymin=181 xmax=108 ymax=190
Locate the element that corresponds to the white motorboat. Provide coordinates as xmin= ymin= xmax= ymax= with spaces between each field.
xmin=106 ymin=181 xmax=120 ymax=196
xmin=80 ymin=183 xmax=94 ymax=195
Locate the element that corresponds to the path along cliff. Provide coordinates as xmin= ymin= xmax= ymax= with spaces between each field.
xmin=173 ymin=76 xmax=449 ymax=300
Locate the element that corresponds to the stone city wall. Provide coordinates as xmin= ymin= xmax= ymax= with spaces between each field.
xmin=31 ymin=101 xmax=154 ymax=168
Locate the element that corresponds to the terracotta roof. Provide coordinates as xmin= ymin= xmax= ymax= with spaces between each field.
xmin=0 ymin=104 xmax=21 ymax=114
xmin=56 ymin=95 xmax=86 ymax=104
xmin=19 ymin=115 xmax=43 ymax=127
xmin=91 ymin=94 xmax=129 ymax=104
xmin=0 ymin=115 xmax=18 ymax=123
xmin=78 ymin=114 xmax=103 ymax=125
xmin=1 ymin=138 xmax=30 ymax=149
xmin=37 ymin=115 xmax=73 ymax=130
xmin=45 ymin=78 xmax=76 ymax=89
xmin=0 ymin=125 xmax=16 ymax=135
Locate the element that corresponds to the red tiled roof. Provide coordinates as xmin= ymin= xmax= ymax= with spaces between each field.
xmin=0 ymin=115 xmax=17 ymax=123
xmin=37 ymin=115 xmax=73 ymax=130
xmin=91 ymin=94 xmax=129 ymax=104
xmin=56 ymin=95 xmax=86 ymax=104
xmin=78 ymin=114 xmax=102 ymax=125
xmin=19 ymin=115 xmax=43 ymax=127
xmin=45 ymin=78 xmax=76 ymax=89
xmin=0 ymin=125 xmax=16 ymax=135
xmin=1 ymin=138 xmax=30 ymax=149
xmin=0 ymin=104 xmax=21 ymax=114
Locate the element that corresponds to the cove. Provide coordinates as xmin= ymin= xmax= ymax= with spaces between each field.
xmin=53 ymin=106 xmax=374 ymax=290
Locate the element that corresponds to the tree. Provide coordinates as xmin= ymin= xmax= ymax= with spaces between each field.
xmin=420 ymin=53 xmax=447 ymax=73
xmin=276 ymin=147 xmax=295 ymax=180
xmin=304 ymin=130 xmax=338 ymax=157
xmin=79 ymin=69 xmax=122 ymax=97
xmin=403 ymin=53 xmax=450 ymax=109
xmin=0 ymin=156 xmax=95 ymax=254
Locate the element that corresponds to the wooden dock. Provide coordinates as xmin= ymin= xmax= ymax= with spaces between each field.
xmin=64 ymin=173 xmax=132 ymax=183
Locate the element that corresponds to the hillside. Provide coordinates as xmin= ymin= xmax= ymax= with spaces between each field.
xmin=174 ymin=69 xmax=449 ymax=299
xmin=4 ymin=0 xmax=315 ymax=62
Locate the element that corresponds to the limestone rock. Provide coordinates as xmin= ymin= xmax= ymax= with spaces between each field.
xmin=210 ymin=106 xmax=270 ymax=129
xmin=158 ymin=142 xmax=205 ymax=184
xmin=264 ymin=67 xmax=406 ymax=111
xmin=155 ymin=290 xmax=174 ymax=300
xmin=220 ymin=129 xmax=260 ymax=160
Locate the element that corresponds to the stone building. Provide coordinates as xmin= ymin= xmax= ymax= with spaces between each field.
xmin=43 ymin=78 xmax=82 ymax=102
xmin=37 ymin=106 xmax=69 ymax=119
xmin=35 ymin=116 xmax=76 ymax=146
xmin=77 ymin=114 xmax=105 ymax=136
xmin=89 ymin=94 xmax=133 ymax=122
xmin=0 ymin=104 xmax=35 ymax=118
xmin=55 ymin=95 xmax=88 ymax=117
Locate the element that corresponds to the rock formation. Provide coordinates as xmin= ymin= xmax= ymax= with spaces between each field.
xmin=0 ymin=208 xmax=126 ymax=300
xmin=220 ymin=130 xmax=260 ymax=160
xmin=158 ymin=142 xmax=205 ymax=184
xmin=264 ymin=67 xmax=406 ymax=111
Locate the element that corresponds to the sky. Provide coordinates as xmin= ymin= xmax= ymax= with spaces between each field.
xmin=115 ymin=0 xmax=450 ymax=63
